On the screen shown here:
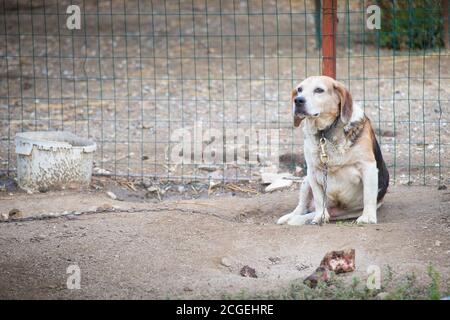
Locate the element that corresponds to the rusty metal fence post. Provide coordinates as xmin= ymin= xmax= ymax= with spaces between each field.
xmin=322 ymin=0 xmax=337 ymax=79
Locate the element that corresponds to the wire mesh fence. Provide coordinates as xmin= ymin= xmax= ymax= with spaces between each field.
xmin=0 ymin=0 xmax=449 ymax=186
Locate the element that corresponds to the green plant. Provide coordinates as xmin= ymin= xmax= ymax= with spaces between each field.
xmin=335 ymin=220 xmax=362 ymax=227
xmin=427 ymin=264 xmax=441 ymax=300
xmin=378 ymin=0 xmax=444 ymax=50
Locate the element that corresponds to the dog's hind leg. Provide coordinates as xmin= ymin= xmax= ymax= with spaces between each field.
xmin=277 ymin=179 xmax=312 ymax=225
xmin=331 ymin=201 xmax=384 ymax=222
xmin=356 ymin=161 xmax=379 ymax=224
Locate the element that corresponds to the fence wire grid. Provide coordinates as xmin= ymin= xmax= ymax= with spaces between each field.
xmin=0 ymin=0 xmax=449 ymax=186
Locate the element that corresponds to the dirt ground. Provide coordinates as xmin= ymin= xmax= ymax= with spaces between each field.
xmin=0 ymin=184 xmax=449 ymax=299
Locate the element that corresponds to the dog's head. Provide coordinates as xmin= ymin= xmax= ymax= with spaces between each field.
xmin=292 ymin=76 xmax=353 ymax=128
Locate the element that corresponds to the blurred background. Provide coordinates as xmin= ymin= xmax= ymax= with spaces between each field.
xmin=0 ymin=0 xmax=448 ymax=185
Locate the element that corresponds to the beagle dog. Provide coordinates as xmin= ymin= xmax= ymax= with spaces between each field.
xmin=277 ymin=76 xmax=389 ymax=225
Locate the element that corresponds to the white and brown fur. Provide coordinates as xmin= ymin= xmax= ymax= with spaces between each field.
xmin=277 ymin=76 xmax=389 ymax=225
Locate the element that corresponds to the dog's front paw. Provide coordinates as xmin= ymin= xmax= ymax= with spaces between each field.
xmin=277 ymin=212 xmax=294 ymax=225
xmin=312 ymin=211 xmax=330 ymax=225
xmin=286 ymin=214 xmax=312 ymax=226
xmin=356 ymin=214 xmax=377 ymax=224
xmin=277 ymin=212 xmax=313 ymax=225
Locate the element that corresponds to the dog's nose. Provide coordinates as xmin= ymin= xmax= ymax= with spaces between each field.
xmin=294 ymin=96 xmax=306 ymax=106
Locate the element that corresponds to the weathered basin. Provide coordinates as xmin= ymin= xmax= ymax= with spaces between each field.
xmin=15 ymin=131 xmax=96 ymax=192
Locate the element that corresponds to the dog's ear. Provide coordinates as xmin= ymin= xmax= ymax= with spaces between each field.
xmin=292 ymin=88 xmax=303 ymax=127
xmin=294 ymin=116 xmax=302 ymax=127
xmin=334 ymin=81 xmax=353 ymax=124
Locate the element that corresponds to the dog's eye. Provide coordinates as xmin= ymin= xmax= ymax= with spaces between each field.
xmin=297 ymin=87 xmax=302 ymax=93
xmin=314 ymin=88 xmax=324 ymax=93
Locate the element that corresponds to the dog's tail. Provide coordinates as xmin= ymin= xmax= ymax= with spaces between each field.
xmin=373 ymin=135 xmax=389 ymax=201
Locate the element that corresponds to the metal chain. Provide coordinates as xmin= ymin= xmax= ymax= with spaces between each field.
xmin=320 ymin=163 xmax=328 ymax=226
xmin=318 ymin=135 xmax=329 ymax=226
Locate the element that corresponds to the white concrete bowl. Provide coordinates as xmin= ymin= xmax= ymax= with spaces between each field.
xmin=15 ymin=131 xmax=96 ymax=192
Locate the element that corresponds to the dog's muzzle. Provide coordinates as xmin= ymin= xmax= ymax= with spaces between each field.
xmin=294 ymin=96 xmax=306 ymax=116
xmin=294 ymin=97 xmax=319 ymax=117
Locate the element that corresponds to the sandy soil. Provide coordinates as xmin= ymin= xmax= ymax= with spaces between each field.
xmin=0 ymin=185 xmax=449 ymax=299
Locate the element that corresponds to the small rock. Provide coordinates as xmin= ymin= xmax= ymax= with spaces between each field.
xmin=209 ymin=180 xmax=220 ymax=189
xmin=141 ymin=179 xmax=152 ymax=188
xmin=220 ymin=257 xmax=232 ymax=268
xmin=178 ymin=186 xmax=185 ymax=193
xmin=97 ymin=203 xmax=113 ymax=212
xmin=183 ymin=286 xmax=193 ymax=292
xmin=38 ymin=187 xmax=49 ymax=193
xmin=240 ymin=265 xmax=257 ymax=278
xmin=435 ymin=240 xmax=442 ymax=247
xmin=265 ymin=178 xmax=293 ymax=192
xmin=304 ymin=267 xmax=329 ymax=288
xmin=376 ymin=292 xmax=390 ymax=300
xmin=198 ymin=165 xmax=219 ymax=172
xmin=0 ymin=213 xmax=9 ymax=221
xmin=8 ymin=208 xmax=22 ymax=219
xmin=296 ymin=263 xmax=310 ymax=271
xmin=106 ymin=191 xmax=117 ymax=200
xmin=34 ymin=234 xmax=46 ymax=241
xmin=146 ymin=186 xmax=159 ymax=193
xmin=268 ymin=257 xmax=281 ymax=264
xmin=95 ymin=168 xmax=112 ymax=175
xmin=380 ymin=130 xmax=396 ymax=138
